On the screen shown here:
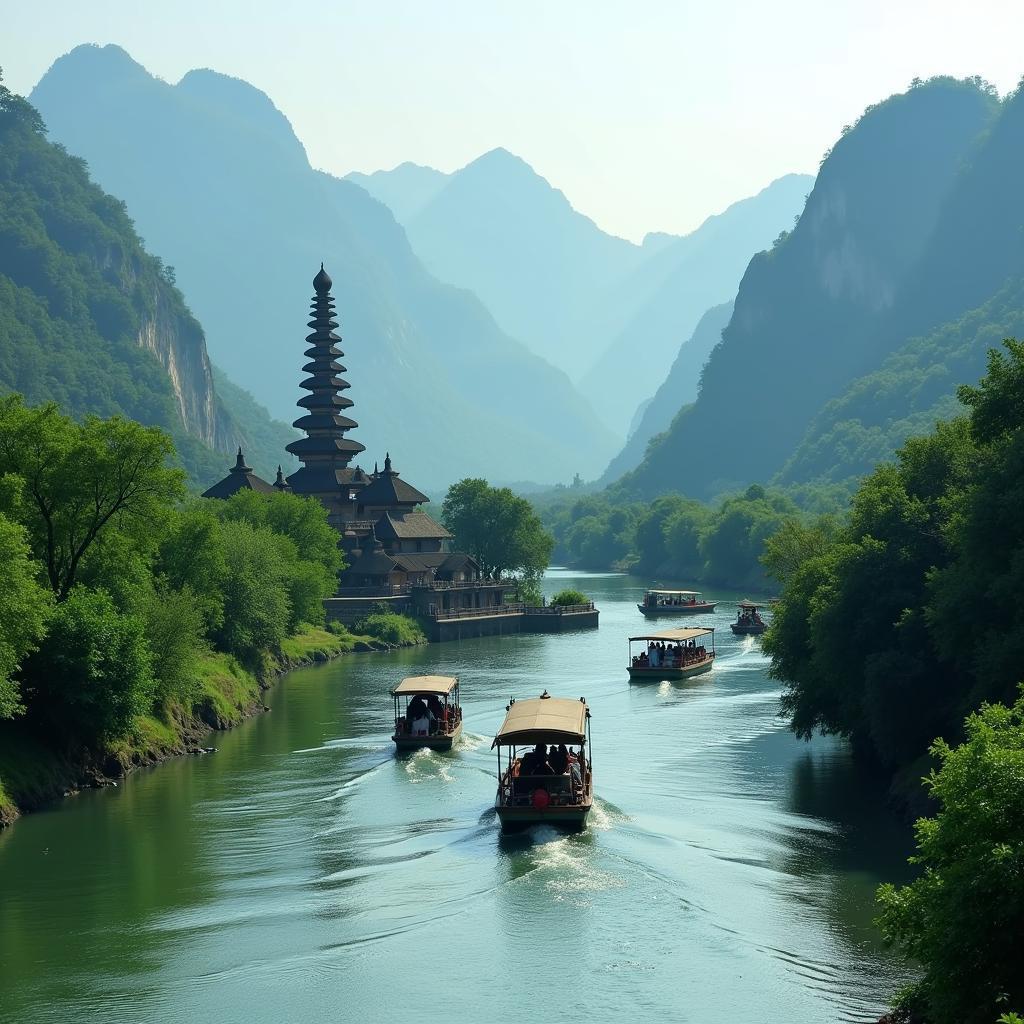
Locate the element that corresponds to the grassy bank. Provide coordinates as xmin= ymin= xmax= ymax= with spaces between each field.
xmin=0 ymin=617 xmax=425 ymax=828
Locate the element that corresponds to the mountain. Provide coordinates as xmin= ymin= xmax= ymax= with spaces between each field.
xmin=617 ymin=77 xmax=1000 ymax=501
xmin=579 ymin=175 xmax=813 ymax=431
xmin=367 ymin=154 xmax=811 ymax=434
xmin=347 ymin=162 xmax=448 ymax=222
xmin=0 ymin=70 xmax=288 ymax=485
xmin=600 ymin=301 xmax=734 ymax=483
xmin=31 ymin=45 xmax=614 ymax=488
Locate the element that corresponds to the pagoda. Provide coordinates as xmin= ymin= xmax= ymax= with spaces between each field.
xmin=285 ymin=265 xmax=367 ymax=529
xmin=201 ymin=448 xmax=275 ymax=498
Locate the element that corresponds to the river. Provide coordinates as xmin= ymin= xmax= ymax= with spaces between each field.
xmin=0 ymin=570 xmax=912 ymax=1023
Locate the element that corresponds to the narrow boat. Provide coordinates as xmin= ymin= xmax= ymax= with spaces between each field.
xmin=637 ymin=589 xmax=717 ymax=617
xmin=492 ymin=691 xmax=592 ymax=831
xmin=731 ymin=599 xmax=767 ymax=635
xmin=391 ymin=674 xmax=463 ymax=751
xmin=627 ymin=627 xmax=716 ymax=681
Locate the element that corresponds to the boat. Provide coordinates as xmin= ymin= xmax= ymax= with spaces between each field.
xmin=731 ymin=599 xmax=767 ymax=635
xmin=492 ymin=691 xmax=593 ymax=831
xmin=637 ymin=589 xmax=717 ymax=617
xmin=391 ymin=674 xmax=463 ymax=751
xmin=627 ymin=626 xmax=716 ymax=681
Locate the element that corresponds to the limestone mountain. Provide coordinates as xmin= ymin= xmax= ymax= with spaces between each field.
xmin=617 ymin=77 xmax=1001 ymax=501
xmin=346 ymin=162 xmax=448 ymax=223
xmin=361 ymin=155 xmax=811 ymax=434
xmin=599 ymin=301 xmax=734 ymax=484
xmin=0 ymin=69 xmax=292 ymax=485
xmin=32 ymin=45 xmax=613 ymax=488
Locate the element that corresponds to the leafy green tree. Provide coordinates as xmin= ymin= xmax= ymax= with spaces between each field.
xmin=0 ymin=510 xmax=53 ymax=718
xmin=634 ymin=494 xmax=690 ymax=573
xmin=550 ymin=589 xmax=589 ymax=606
xmin=663 ymin=499 xmax=710 ymax=577
xmin=141 ymin=583 xmax=207 ymax=709
xmin=155 ymin=503 xmax=228 ymax=633
xmin=761 ymin=514 xmax=841 ymax=586
xmin=24 ymin=587 xmax=154 ymax=744
xmin=0 ymin=396 xmax=184 ymax=598
xmin=876 ymin=691 xmax=1024 ymax=1024
xmin=441 ymin=478 xmax=553 ymax=578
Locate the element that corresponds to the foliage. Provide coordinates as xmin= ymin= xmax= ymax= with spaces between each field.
xmin=441 ymin=478 xmax=553 ymax=578
xmin=549 ymin=589 xmax=589 ymax=606
xmin=876 ymin=692 xmax=1024 ymax=1024
xmin=0 ymin=395 xmax=184 ymax=598
xmin=23 ymin=587 xmax=154 ymax=745
xmin=355 ymin=612 xmax=426 ymax=647
xmin=141 ymin=583 xmax=207 ymax=709
xmin=0 ymin=510 xmax=53 ymax=718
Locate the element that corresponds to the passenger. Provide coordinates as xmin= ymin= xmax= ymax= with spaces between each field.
xmin=550 ymin=744 xmax=569 ymax=774
xmin=411 ymin=713 xmax=431 ymax=736
xmin=426 ymin=695 xmax=445 ymax=731
xmin=406 ymin=695 xmax=427 ymax=726
xmin=575 ymin=746 xmax=587 ymax=783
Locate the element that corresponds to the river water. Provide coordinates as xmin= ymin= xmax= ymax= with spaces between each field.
xmin=0 ymin=570 xmax=912 ymax=1024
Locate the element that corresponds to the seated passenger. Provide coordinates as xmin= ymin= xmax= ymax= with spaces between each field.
xmin=406 ymin=696 xmax=427 ymax=726
xmin=411 ymin=715 xmax=430 ymax=736
xmin=549 ymin=744 xmax=569 ymax=774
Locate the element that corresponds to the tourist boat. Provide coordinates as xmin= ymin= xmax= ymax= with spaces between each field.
xmin=391 ymin=674 xmax=463 ymax=751
xmin=731 ymin=599 xmax=767 ymax=635
xmin=627 ymin=627 xmax=716 ymax=681
xmin=637 ymin=589 xmax=717 ymax=617
xmin=492 ymin=691 xmax=593 ymax=831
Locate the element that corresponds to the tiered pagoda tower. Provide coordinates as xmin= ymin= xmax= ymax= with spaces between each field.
xmin=286 ymin=265 xmax=366 ymax=528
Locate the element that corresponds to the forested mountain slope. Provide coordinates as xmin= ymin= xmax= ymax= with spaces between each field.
xmin=31 ymin=45 xmax=613 ymax=487
xmin=618 ymin=77 xmax=999 ymax=500
xmin=600 ymin=301 xmax=734 ymax=483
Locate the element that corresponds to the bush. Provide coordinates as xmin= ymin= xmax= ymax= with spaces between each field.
xmin=25 ymin=587 xmax=154 ymax=744
xmin=142 ymin=584 xmax=207 ymax=709
xmin=355 ymin=612 xmax=425 ymax=646
xmin=876 ymin=690 xmax=1024 ymax=1024
xmin=550 ymin=588 xmax=589 ymax=606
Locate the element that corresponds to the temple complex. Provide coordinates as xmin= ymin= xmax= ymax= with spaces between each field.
xmin=202 ymin=265 xmax=597 ymax=638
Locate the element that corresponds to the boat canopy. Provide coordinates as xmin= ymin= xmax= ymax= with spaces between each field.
xmin=391 ymin=674 xmax=458 ymax=697
xmin=646 ymin=589 xmax=700 ymax=596
xmin=737 ymin=599 xmax=759 ymax=609
xmin=491 ymin=696 xmax=588 ymax=748
xmin=628 ymin=627 xmax=715 ymax=643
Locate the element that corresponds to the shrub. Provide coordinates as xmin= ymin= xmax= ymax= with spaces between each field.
xmin=550 ymin=588 xmax=589 ymax=606
xmin=355 ymin=612 xmax=425 ymax=646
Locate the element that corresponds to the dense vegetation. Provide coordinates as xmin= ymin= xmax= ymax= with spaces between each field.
xmin=537 ymin=482 xmax=842 ymax=591
xmin=876 ymin=692 xmax=1024 ymax=1024
xmin=0 ymin=395 xmax=343 ymax=764
xmin=441 ymin=478 xmax=554 ymax=600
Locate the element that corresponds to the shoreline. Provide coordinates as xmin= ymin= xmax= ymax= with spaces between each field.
xmin=0 ymin=627 xmax=418 ymax=830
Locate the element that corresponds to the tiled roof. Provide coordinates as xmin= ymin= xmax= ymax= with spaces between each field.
xmin=374 ymin=510 xmax=452 ymax=540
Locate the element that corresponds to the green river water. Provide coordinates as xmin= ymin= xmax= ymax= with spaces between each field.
xmin=0 ymin=569 xmax=912 ymax=1023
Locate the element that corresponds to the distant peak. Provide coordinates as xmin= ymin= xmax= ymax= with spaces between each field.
xmin=39 ymin=43 xmax=151 ymax=86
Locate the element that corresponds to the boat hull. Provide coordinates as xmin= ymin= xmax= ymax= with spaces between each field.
xmin=393 ymin=721 xmax=462 ymax=751
xmin=627 ymin=656 xmax=715 ymax=682
xmin=495 ymin=800 xmax=592 ymax=831
xmin=637 ymin=603 xmax=717 ymax=617
xmin=730 ymin=623 xmax=766 ymax=635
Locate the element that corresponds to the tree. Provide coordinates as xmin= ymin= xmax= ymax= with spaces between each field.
xmin=141 ymin=583 xmax=207 ymax=709
xmin=876 ymin=691 xmax=1024 ymax=1024
xmin=761 ymin=514 xmax=842 ymax=586
xmin=0 ymin=510 xmax=53 ymax=718
xmin=441 ymin=478 xmax=553 ymax=579
xmin=24 ymin=587 xmax=154 ymax=744
xmin=0 ymin=396 xmax=184 ymax=599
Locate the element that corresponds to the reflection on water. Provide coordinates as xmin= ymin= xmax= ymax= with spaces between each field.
xmin=0 ymin=570 xmax=912 ymax=1024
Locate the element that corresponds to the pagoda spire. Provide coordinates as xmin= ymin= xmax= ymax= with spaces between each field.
xmin=285 ymin=265 xmax=366 ymax=517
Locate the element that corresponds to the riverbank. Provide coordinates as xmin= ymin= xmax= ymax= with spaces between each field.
xmin=0 ymin=621 xmax=421 ymax=829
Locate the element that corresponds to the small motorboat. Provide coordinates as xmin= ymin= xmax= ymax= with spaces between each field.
xmin=627 ymin=627 xmax=716 ymax=681
xmin=492 ymin=691 xmax=592 ymax=831
xmin=637 ymin=589 xmax=717 ymax=617
xmin=391 ymin=674 xmax=463 ymax=751
xmin=731 ymin=600 xmax=767 ymax=636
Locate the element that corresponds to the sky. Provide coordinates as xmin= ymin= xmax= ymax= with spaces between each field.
xmin=4 ymin=0 xmax=1024 ymax=241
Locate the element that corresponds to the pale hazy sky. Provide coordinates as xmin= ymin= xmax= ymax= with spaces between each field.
xmin=4 ymin=0 xmax=1023 ymax=241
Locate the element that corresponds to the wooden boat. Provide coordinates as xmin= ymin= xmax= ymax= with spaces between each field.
xmin=637 ymin=589 xmax=717 ymax=617
xmin=391 ymin=674 xmax=463 ymax=751
xmin=493 ymin=691 xmax=592 ymax=831
xmin=731 ymin=599 xmax=767 ymax=636
xmin=627 ymin=627 xmax=716 ymax=681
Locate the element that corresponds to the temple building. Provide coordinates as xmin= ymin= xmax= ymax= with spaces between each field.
xmin=202 ymin=264 xmax=598 ymax=637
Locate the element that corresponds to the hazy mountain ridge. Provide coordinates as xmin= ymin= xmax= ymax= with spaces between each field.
xmin=617 ymin=77 xmax=1002 ymax=500
xmin=357 ymin=155 xmax=812 ymax=435
xmin=32 ymin=45 xmax=615 ymax=487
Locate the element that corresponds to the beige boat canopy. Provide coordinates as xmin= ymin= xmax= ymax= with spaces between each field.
xmin=391 ymin=674 xmax=458 ymax=697
xmin=491 ymin=696 xmax=588 ymax=748
xmin=737 ymin=599 xmax=759 ymax=609
xmin=628 ymin=627 xmax=715 ymax=643
xmin=646 ymin=589 xmax=701 ymax=595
